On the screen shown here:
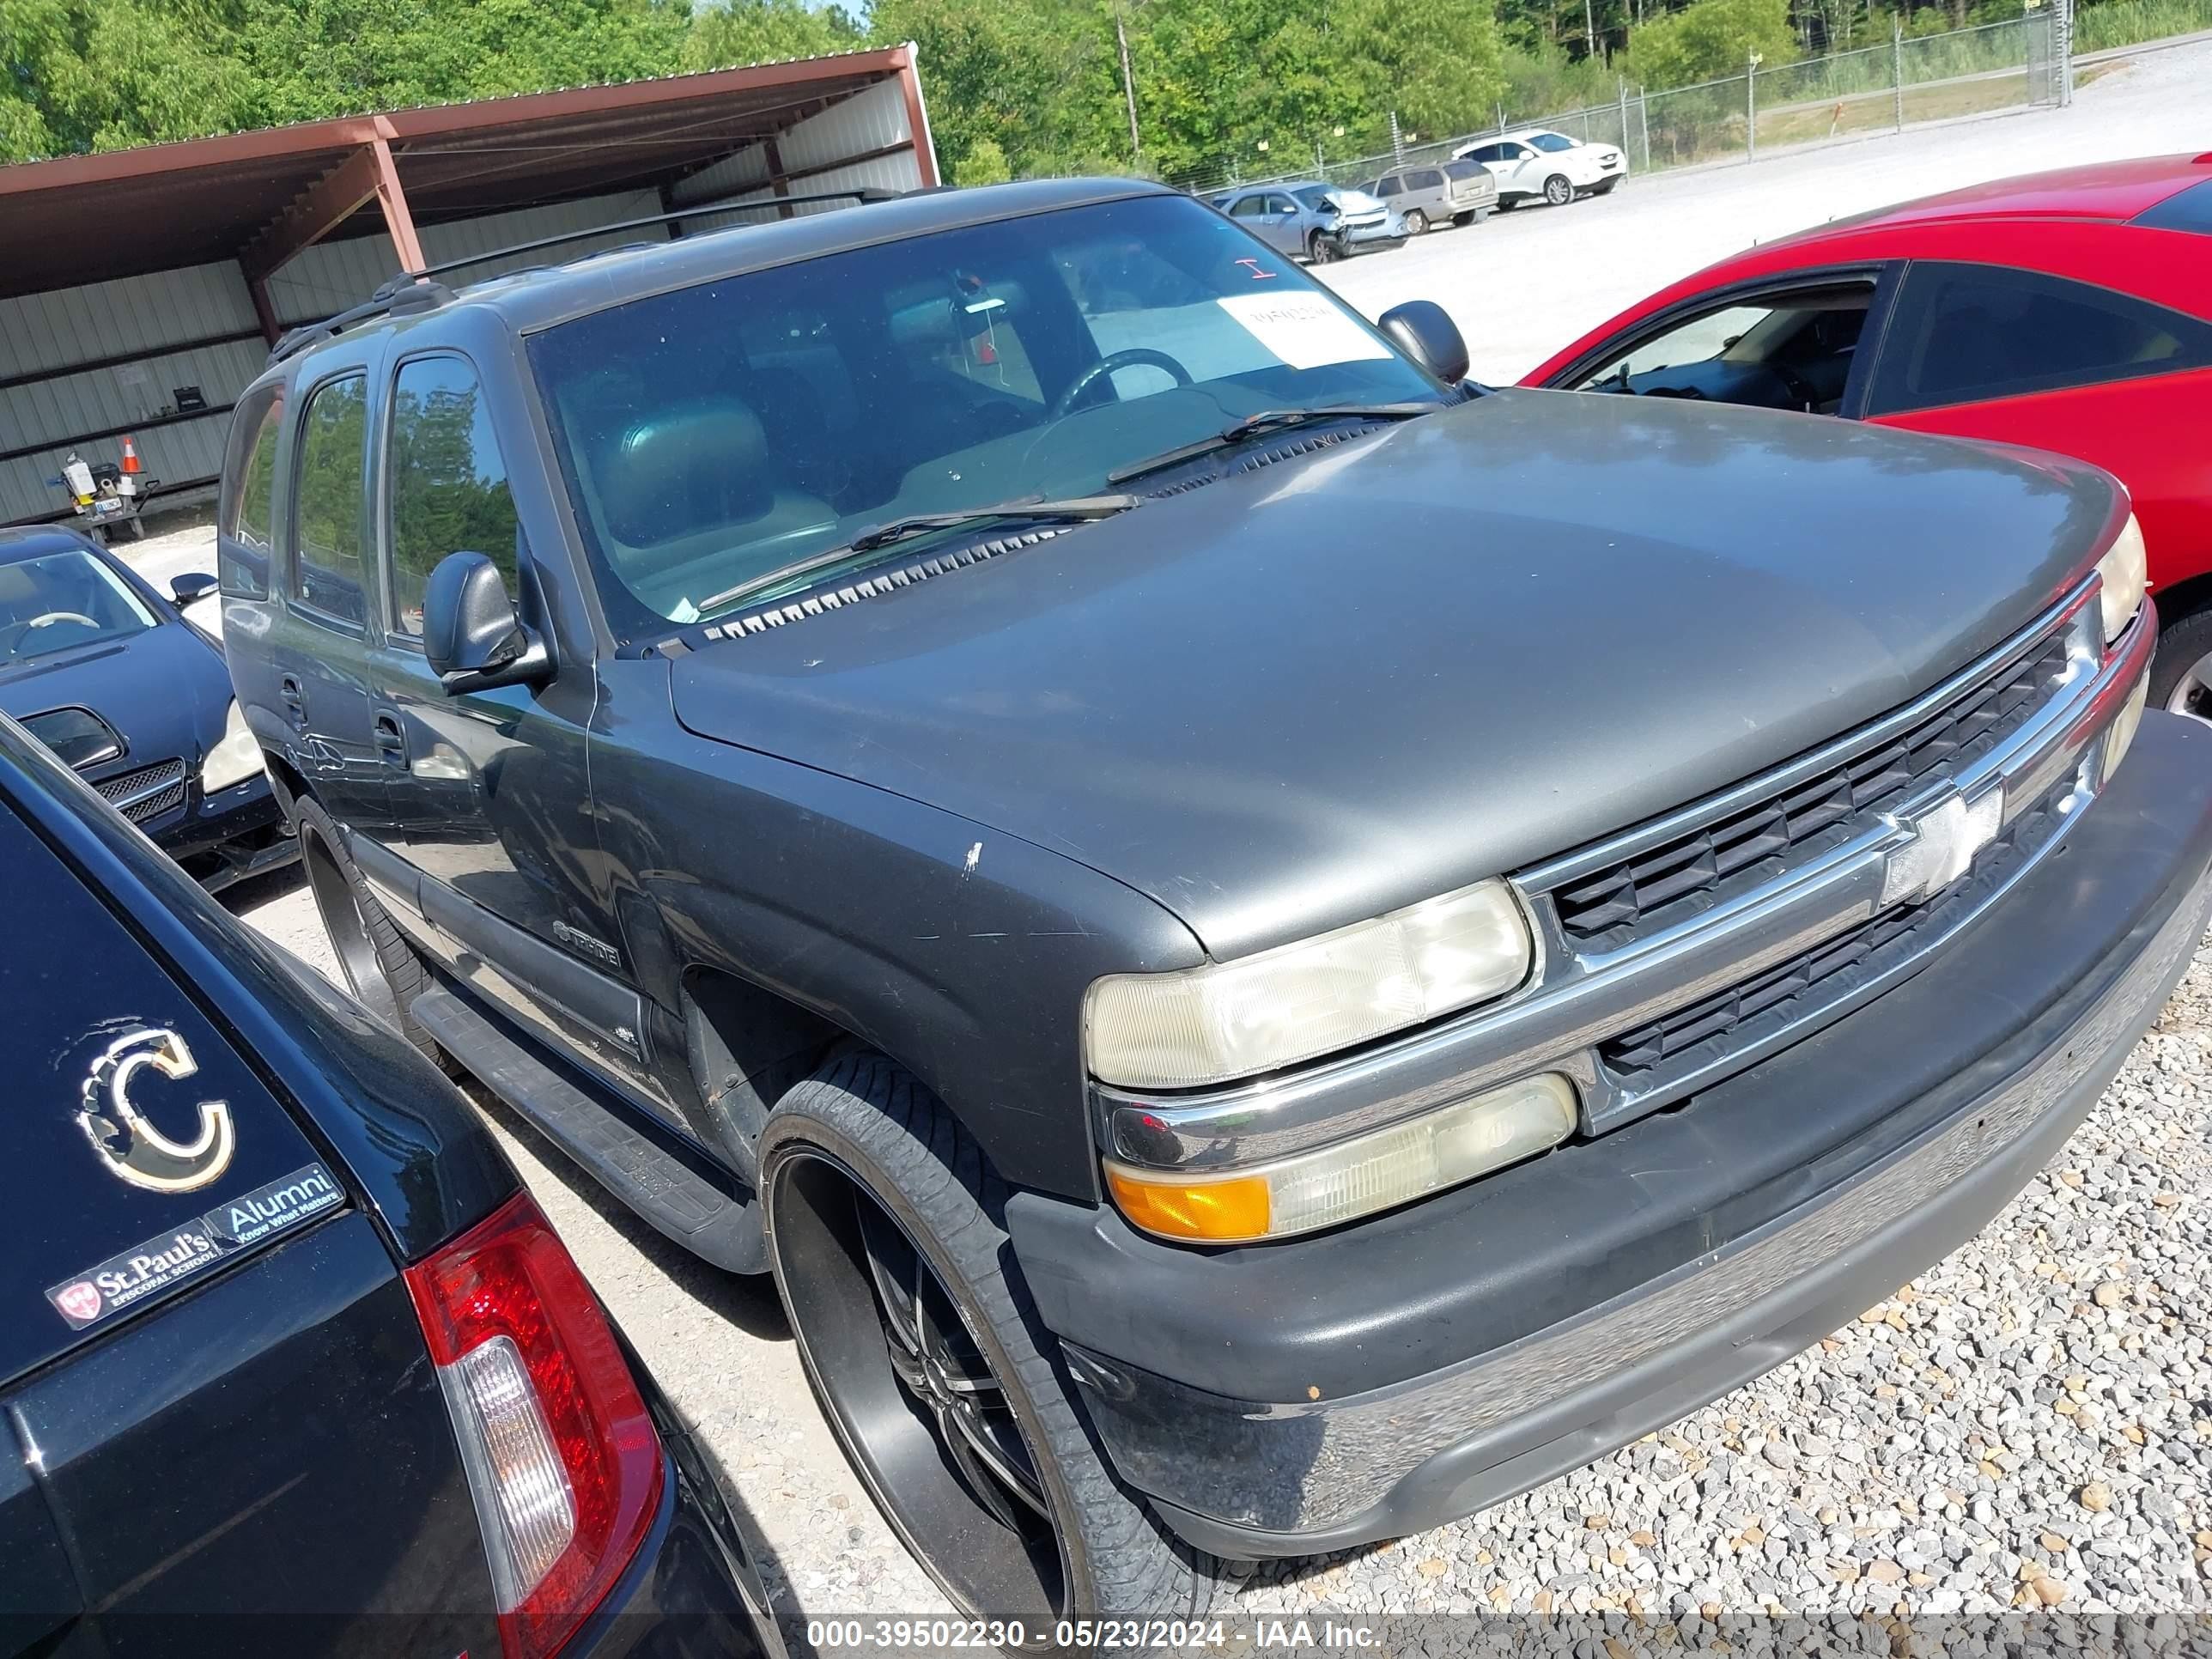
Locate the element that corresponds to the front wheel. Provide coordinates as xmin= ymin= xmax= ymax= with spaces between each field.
xmin=1543 ymin=173 xmax=1574 ymax=206
xmin=762 ymin=1054 xmax=1213 ymax=1627
xmin=2152 ymin=609 xmax=2212 ymax=722
xmin=1403 ymin=209 xmax=1429 ymax=234
xmin=1307 ymin=231 xmax=1340 ymax=264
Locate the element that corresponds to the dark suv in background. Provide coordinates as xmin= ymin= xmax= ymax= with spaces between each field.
xmin=217 ymin=176 xmax=2212 ymax=1626
xmin=0 ymin=714 xmax=779 ymax=1658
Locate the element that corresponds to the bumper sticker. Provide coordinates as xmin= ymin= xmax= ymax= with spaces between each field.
xmin=46 ymin=1161 xmax=344 ymax=1331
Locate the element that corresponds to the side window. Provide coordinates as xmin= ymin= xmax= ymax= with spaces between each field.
xmin=1571 ymin=283 xmax=1875 ymax=416
xmin=1413 ymin=169 xmax=1443 ymax=191
xmin=289 ymin=374 xmax=370 ymax=627
xmin=1229 ymin=195 xmax=1267 ymax=219
xmin=1268 ymin=194 xmax=1298 ymax=216
xmin=217 ymin=387 xmax=283 ymax=599
xmin=386 ymin=356 xmax=521 ymax=638
xmin=1868 ymin=261 xmax=2212 ymax=415
xmin=1373 ymin=176 xmax=1401 ymax=198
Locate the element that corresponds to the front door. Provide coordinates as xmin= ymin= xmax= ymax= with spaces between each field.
xmin=367 ymin=350 xmax=673 ymax=1117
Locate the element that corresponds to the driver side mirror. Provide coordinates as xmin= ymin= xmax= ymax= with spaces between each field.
xmin=422 ymin=551 xmax=550 ymax=695
xmin=170 ymin=571 xmax=217 ymax=606
xmin=1378 ymin=300 xmax=1471 ymax=386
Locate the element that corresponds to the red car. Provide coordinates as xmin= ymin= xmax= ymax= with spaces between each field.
xmin=1524 ymin=152 xmax=2212 ymax=711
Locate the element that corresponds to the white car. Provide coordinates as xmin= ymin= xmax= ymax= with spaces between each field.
xmin=1454 ymin=128 xmax=1626 ymax=210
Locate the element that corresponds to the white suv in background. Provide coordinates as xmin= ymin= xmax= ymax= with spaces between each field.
xmin=1455 ymin=128 xmax=1626 ymax=209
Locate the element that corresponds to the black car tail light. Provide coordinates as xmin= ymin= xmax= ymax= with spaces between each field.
xmin=405 ymin=1193 xmax=661 ymax=1659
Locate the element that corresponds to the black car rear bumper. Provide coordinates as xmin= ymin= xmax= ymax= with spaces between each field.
xmin=569 ymin=1366 xmax=787 ymax=1659
xmin=1006 ymin=712 xmax=2212 ymax=1558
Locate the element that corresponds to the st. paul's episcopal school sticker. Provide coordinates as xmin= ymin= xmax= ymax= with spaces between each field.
xmin=46 ymin=1162 xmax=345 ymax=1331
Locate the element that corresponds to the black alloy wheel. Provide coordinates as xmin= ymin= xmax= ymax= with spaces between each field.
xmin=770 ymin=1144 xmax=1071 ymax=1625
xmin=762 ymin=1054 xmax=1214 ymax=1632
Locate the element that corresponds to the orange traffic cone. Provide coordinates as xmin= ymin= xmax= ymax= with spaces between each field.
xmin=120 ymin=434 xmax=141 ymax=474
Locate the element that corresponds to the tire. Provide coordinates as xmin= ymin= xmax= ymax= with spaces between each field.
xmin=1494 ymin=196 xmax=1519 ymax=213
xmin=1307 ymin=231 xmax=1340 ymax=264
xmin=126 ymin=516 xmax=146 ymax=540
xmin=1543 ymin=173 xmax=1574 ymax=207
xmin=2151 ymin=607 xmax=2212 ymax=721
xmin=1403 ymin=208 xmax=1428 ymax=234
xmin=761 ymin=1052 xmax=1214 ymax=1630
xmin=292 ymin=795 xmax=456 ymax=1072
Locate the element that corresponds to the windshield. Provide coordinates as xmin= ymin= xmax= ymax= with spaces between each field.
xmin=0 ymin=548 xmax=157 ymax=666
xmin=1528 ymin=132 xmax=1577 ymax=153
xmin=529 ymin=193 xmax=1439 ymax=635
xmin=1291 ymin=185 xmax=1335 ymax=212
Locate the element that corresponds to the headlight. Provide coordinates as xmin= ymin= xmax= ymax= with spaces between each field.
xmin=2096 ymin=514 xmax=2147 ymax=647
xmin=1084 ymin=878 xmax=1533 ymax=1090
xmin=1104 ymin=1073 xmax=1577 ymax=1242
xmin=200 ymin=699 xmax=264 ymax=793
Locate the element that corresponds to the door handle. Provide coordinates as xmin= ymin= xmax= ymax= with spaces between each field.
xmin=278 ymin=676 xmax=307 ymax=729
xmin=374 ymin=713 xmax=408 ymax=766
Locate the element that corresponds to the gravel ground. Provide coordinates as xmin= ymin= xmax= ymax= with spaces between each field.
xmin=115 ymin=43 xmax=2212 ymax=1634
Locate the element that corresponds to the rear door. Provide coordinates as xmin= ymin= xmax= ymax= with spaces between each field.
xmin=271 ymin=362 xmax=395 ymax=840
xmin=0 ymin=793 xmax=496 ymax=1657
xmin=362 ymin=348 xmax=672 ymax=1116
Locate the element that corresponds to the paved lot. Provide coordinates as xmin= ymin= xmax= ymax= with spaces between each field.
xmin=125 ymin=43 xmax=2212 ymax=1632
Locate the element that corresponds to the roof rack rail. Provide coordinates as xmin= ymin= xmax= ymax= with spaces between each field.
xmin=264 ymin=185 xmax=898 ymax=370
xmin=265 ymin=278 xmax=453 ymax=368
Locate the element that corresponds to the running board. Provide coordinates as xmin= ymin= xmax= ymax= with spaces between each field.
xmin=411 ymin=988 xmax=765 ymax=1273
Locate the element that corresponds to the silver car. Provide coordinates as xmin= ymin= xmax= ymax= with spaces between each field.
xmin=1213 ymin=181 xmax=1406 ymax=263
xmin=1363 ymin=160 xmax=1498 ymax=234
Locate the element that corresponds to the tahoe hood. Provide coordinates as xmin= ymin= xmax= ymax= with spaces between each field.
xmin=671 ymin=390 xmax=2118 ymax=959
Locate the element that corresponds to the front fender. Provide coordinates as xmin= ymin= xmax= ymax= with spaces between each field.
xmin=589 ymin=706 xmax=1205 ymax=1201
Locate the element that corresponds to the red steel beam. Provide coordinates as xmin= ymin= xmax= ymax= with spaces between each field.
xmin=236 ymin=142 xmax=385 ymax=283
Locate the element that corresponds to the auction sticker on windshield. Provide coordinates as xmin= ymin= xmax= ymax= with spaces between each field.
xmin=1217 ymin=291 xmax=1391 ymax=370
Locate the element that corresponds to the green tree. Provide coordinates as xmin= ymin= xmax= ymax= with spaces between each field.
xmin=1621 ymin=0 xmax=1797 ymax=84
xmin=684 ymin=0 xmax=862 ymax=71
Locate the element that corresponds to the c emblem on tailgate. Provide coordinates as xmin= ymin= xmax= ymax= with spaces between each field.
xmin=77 ymin=1028 xmax=235 ymax=1193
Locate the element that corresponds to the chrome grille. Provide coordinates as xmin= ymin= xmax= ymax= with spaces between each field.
xmin=1600 ymin=775 xmax=2074 ymax=1082
xmin=95 ymin=757 xmax=185 ymax=823
xmin=1553 ymin=631 xmax=2071 ymax=951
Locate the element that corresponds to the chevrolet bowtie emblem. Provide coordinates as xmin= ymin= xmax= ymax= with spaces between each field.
xmin=1880 ymin=788 xmax=2004 ymax=908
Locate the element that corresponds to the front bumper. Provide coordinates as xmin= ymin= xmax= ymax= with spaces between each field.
xmin=144 ymin=772 xmax=298 ymax=894
xmin=1340 ymin=216 xmax=1405 ymax=250
xmin=1006 ymin=713 xmax=2212 ymax=1557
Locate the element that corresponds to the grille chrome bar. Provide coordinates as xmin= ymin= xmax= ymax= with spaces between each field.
xmin=94 ymin=757 xmax=186 ymax=822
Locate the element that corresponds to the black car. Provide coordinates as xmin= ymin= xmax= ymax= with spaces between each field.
xmin=0 ymin=713 xmax=782 ymax=1658
xmin=0 ymin=523 xmax=295 ymax=892
xmin=217 ymin=176 xmax=2212 ymax=1624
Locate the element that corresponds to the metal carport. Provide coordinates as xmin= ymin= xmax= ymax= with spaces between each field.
xmin=0 ymin=46 xmax=939 ymax=525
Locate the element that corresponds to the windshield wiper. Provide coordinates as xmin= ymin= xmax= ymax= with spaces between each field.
xmin=694 ymin=494 xmax=1140 ymax=617
xmin=1106 ymin=403 xmax=1438 ymax=486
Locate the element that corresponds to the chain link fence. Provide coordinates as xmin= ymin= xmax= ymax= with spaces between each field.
xmin=1171 ymin=5 xmax=2065 ymax=199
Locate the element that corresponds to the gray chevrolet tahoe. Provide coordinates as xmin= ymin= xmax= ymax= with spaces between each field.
xmin=216 ymin=176 xmax=2212 ymax=1627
